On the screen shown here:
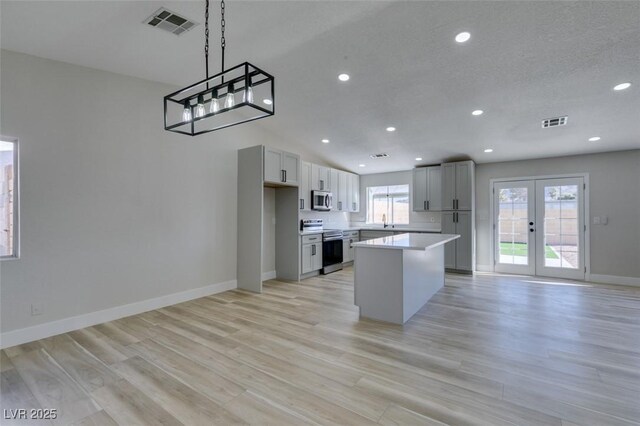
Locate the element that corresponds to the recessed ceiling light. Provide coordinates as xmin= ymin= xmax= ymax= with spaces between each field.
xmin=262 ymin=99 xmax=273 ymax=105
xmin=338 ymin=73 xmax=350 ymax=82
xmin=455 ymin=32 xmax=471 ymax=43
xmin=613 ymin=82 xmax=631 ymax=91
xmin=472 ymin=110 xmax=484 ymax=116
xmin=359 ymin=164 xmax=366 ymax=167
xmin=386 ymin=127 xmax=396 ymax=132
xmin=484 ymin=148 xmax=493 ymax=153
xmin=588 ymin=136 xmax=601 ymax=142
xmin=415 ymin=157 xmax=422 ymax=161
xmin=321 ymin=139 xmax=330 ymax=144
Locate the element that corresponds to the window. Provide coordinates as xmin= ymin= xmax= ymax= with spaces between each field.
xmin=366 ymin=185 xmax=409 ymax=225
xmin=1 ymin=138 xmax=19 ymax=259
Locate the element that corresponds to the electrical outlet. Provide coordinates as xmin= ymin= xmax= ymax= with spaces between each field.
xmin=593 ymin=216 xmax=601 ymax=225
xmin=31 ymin=303 xmax=43 ymax=316
xmin=429 ymin=217 xmax=436 ymax=223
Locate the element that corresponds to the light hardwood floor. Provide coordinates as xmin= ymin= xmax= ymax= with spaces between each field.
xmin=2 ymin=269 xmax=640 ymax=425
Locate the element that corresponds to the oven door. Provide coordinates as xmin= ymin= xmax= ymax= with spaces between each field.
xmin=322 ymin=238 xmax=343 ymax=274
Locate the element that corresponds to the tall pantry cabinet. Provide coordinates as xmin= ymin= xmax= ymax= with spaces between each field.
xmin=441 ymin=160 xmax=475 ymax=273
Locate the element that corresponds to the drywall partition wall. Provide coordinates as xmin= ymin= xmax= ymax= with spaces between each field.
xmin=350 ymin=170 xmax=441 ymax=230
xmin=0 ymin=50 xmax=286 ymax=345
xmin=237 ymin=145 xmax=264 ymax=293
xmin=262 ymin=187 xmax=276 ymax=278
xmin=475 ymin=150 xmax=640 ymax=281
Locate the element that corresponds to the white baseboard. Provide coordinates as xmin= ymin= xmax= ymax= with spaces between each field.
xmin=0 ymin=279 xmax=237 ymax=349
xmin=262 ymin=270 xmax=276 ymax=281
xmin=475 ymin=264 xmax=493 ymax=272
xmin=589 ymin=274 xmax=640 ymax=287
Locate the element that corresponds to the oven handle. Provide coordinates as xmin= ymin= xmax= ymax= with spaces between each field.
xmin=323 ymin=236 xmax=343 ymax=242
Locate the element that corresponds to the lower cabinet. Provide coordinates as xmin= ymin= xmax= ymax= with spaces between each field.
xmin=342 ymin=231 xmax=359 ymax=263
xmin=301 ymin=239 xmax=322 ymax=274
xmin=441 ymin=211 xmax=473 ymax=272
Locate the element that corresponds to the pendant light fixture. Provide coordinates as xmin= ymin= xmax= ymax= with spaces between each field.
xmin=164 ymin=0 xmax=274 ymax=136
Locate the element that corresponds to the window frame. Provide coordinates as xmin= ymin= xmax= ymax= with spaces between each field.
xmin=0 ymin=136 xmax=20 ymax=260
xmin=366 ymin=185 xmax=410 ymax=225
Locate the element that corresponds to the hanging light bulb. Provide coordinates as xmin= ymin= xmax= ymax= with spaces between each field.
xmin=209 ymin=89 xmax=220 ymax=114
xmin=182 ymin=100 xmax=192 ymax=122
xmin=195 ymin=94 xmax=206 ymax=118
xmin=243 ymin=85 xmax=254 ymax=104
xmin=225 ymin=83 xmax=235 ymax=109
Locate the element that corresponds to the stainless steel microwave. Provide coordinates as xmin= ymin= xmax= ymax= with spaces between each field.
xmin=312 ymin=191 xmax=333 ymax=211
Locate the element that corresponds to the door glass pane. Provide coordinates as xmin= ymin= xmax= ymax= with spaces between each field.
xmin=543 ymin=185 xmax=578 ymax=268
xmin=498 ymin=187 xmax=529 ymax=265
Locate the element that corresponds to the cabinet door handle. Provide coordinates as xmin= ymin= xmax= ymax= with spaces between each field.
xmin=284 ymin=170 xmax=287 ymax=182
xmin=312 ymin=245 xmax=316 ymax=255
xmin=427 ymin=200 xmax=430 ymax=210
xmin=424 ymin=200 xmax=426 ymax=210
xmin=300 ymin=199 xmax=304 ymax=210
xmin=452 ymin=199 xmax=455 ymax=210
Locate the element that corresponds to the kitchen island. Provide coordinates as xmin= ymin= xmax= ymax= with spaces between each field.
xmin=352 ymin=233 xmax=460 ymax=324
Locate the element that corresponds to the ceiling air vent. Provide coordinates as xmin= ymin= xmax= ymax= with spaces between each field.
xmin=541 ymin=116 xmax=568 ymax=128
xmin=370 ymin=153 xmax=390 ymax=159
xmin=144 ymin=8 xmax=197 ymax=36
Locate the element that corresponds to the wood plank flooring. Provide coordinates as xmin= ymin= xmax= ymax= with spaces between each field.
xmin=2 ymin=269 xmax=640 ymax=425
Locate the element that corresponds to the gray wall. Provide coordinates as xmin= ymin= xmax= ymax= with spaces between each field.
xmin=0 ymin=50 xmax=285 ymax=333
xmin=475 ymin=150 xmax=640 ymax=278
xmin=262 ymin=188 xmax=276 ymax=274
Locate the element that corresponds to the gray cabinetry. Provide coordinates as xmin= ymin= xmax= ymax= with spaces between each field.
xmin=263 ymin=147 xmax=300 ymax=186
xmin=413 ymin=166 xmax=441 ymax=211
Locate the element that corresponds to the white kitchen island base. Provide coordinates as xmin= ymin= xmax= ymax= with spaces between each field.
xmin=353 ymin=233 xmax=460 ymax=325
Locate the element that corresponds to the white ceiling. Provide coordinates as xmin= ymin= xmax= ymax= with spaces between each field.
xmin=2 ymin=1 xmax=639 ymax=173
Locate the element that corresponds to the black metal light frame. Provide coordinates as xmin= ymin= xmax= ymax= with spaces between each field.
xmin=164 ymin=62 xmax=274 ymax=136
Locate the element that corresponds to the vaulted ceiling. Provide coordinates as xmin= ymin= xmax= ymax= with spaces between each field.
xmin=2 ymin=1 xmax=639 ymax=173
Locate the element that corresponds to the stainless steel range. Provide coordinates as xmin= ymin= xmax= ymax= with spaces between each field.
xmin=321 ymin=229 xmax=344 ymax=274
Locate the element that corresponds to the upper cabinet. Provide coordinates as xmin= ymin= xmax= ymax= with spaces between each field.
xmin=311 ymin=164 xmax=331 ymax=191
xmin=263 ymin=147 xmax=300 ymax=186
xmin=336 ymin=170 xmax=349 ymax=212
xmin=299 ymin=161 xmax=312 ymax=211
xmin=442 ymin=160 xmax=475 ymax=211
xmin=347 ymin=173 xmax=360 ymax=212
xmin=412 ymin=166 xmax=441 ymax=211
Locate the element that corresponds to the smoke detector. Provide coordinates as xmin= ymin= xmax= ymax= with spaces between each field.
xmin=370 ymin=153 xmax=390 ymax=159
xmin=144 ymin=8 xmax=198 ymax=36
xmin=542 ymin=116 xmax=568 ymax=128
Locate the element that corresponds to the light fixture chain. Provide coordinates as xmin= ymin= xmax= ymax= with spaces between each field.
xmin=205 ymin=0 xmax=210 ymax=79
xmin=220 ymin=0 xmax=226 ymax=73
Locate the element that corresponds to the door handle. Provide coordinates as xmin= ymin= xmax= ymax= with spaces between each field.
xmin=530 ymin=228 xmax=535 ymax=232
xmin=453 ymin=199 xmax=455 ymax=210
xmin=284 ymin=170 xmax=287 ymax=182
xmin=312 ymin=245 xmax=316 ymax=255
xmin=427 ymin=200 xmax=430 ymax=210
xmin=529 ymin=222 xmax=534 ymax=226
xmin=300 ymin=199 xmax=304 ymax=210
xmin=424 ymin=200 xmax=426 ymax=210
xmin=320 ymin=180 xmax=324 ymax=190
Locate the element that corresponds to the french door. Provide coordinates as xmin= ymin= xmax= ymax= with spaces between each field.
xmin=494 ymin=177 xmax=585 ymax=280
